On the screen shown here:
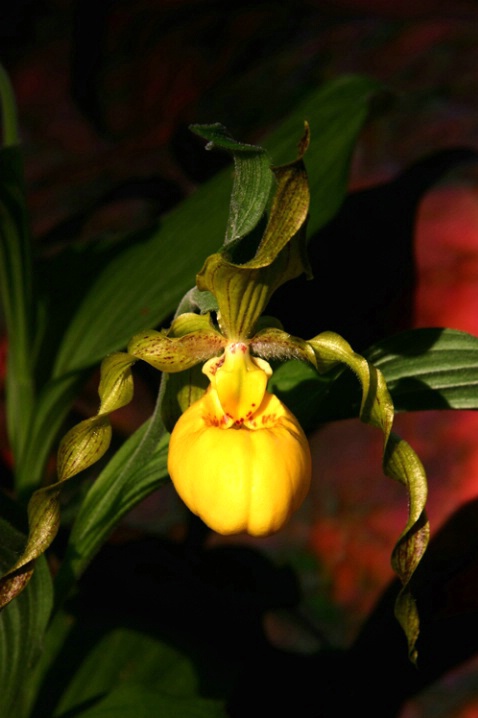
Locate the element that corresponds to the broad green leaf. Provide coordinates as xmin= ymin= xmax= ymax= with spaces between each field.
xmin=52 ymin=75 xmax=379 ymax=376
xmin=23 ymin=610 xmax=75 ymax=718
xmin=0 ymin=144 xmax=35 ymax=466
xmin=271 ymin=328 xmax=478 ymax=428
xmin=366 ymin=327 xmax=478 ymax=411
xmin=0 ymin=494 xmax=53 ymax=718
xmin=49 ymin=628 xmax=203 ymax=717
xmin=190 ymin=123 xmax=273 ymax=244
xmin=263 ymin=74 xmax=380 ymax=234
xmin=59 ymin=683 xmax=227 ymax=718
xmin=54 ymin=417 xmax=170 ymax=608
xmin=307 ymin=331 xmax=429 ymax=662
xmin=0 ymin=66 xmax=43 ymax=498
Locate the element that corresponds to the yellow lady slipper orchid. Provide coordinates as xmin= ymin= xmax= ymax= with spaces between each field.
xmin=168 ymin=342 xmax=312 ymax=536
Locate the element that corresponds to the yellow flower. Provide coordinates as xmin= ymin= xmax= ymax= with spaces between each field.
xmin=167 ymin=342 xmax=311 ymax=536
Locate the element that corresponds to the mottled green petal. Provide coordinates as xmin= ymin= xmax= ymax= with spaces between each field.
xmin=128 ymin=321 xmax=225 ymax=373
xmin=98 ymin=353 xmax=136 ymax=414
xmin=251 ymin=127 xmax=311 ymax=271
xmin=156 ymin=312 xmax=224 ymax=429
xmin=0 ymin=352 xmax=137 ymax=608
xmin=57 ymin=415 xmax=112 ymax=482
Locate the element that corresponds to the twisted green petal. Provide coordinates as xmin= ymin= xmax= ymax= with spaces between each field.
xmin=127 ymin=312 xmax=225 ymax=372
xmin=307 ymin=331 xmax=429 ymax=663
xmin=0 ymin=351 xmax=138 ymax=607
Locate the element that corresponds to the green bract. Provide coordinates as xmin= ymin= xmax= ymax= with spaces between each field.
xmin=196 ymin=129 xmax=310 ymax=339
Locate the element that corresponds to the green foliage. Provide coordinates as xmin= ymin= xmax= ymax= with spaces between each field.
xmin=44 ymin=626 xmax=226 ymax=718
xmin=61 ymin=685 xmax=227 ymax=718
xmin=271 ymin=328 xmax=478 ymax=428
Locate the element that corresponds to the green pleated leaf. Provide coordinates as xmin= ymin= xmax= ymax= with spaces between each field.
xmin=47 ymin=627 xmax=206 ymax=717
xmin=54 ymin=412 xmax=169 ymax=608
xmin=0 ymin=494 xmax=53 ymax=718
xmin=190 ymin=122 xmax=273 ymax=244
xmin=23 ymin=609 xmax=75 ymax=718
xmin=271 ymin=328 xmax=478 ymax=429
xmin=63 ymin=429 xmax=169 ymax=590
xmin=307 ymin=331 xmax=429 ymax=662
xmin=0 ymin=121 xmax=35 ymax=473
xmin=60 ymin=683 xmax=227 ymax=718
xmin=366 ymin=327 xmax=478 ymax=411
